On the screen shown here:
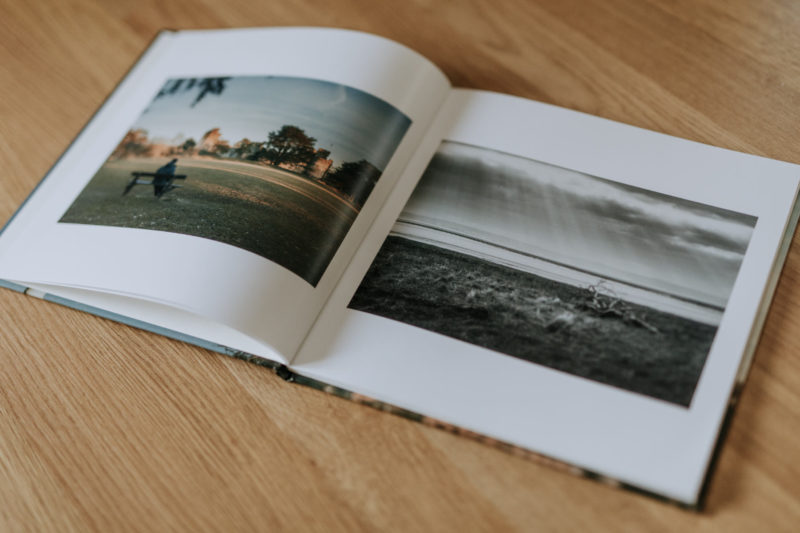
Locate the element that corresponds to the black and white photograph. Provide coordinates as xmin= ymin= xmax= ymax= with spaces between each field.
xmin=349 ymin=141 xmax=758 ymax=406
xmin=59 ymin=75 xmax=411 ymax=286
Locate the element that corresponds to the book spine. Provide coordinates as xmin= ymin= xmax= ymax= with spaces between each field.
xmin=274 ymin=364 xmax=700 ymax=511
xmin=0 ymin=277 xmax=699 ymax=510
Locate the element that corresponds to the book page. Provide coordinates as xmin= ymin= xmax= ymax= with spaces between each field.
xmin=293 ymin=89 xmax=800 ymax=503
xmin=0 ymin=28 xmax=450 ymax=360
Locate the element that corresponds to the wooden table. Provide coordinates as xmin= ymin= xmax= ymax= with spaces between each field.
xmin=2 ymin=1 xmax=799 ymax=530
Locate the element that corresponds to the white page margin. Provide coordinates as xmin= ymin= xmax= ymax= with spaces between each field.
xmin=0 ymin=28 xmax=451 ymax=357
xmin=294 ymin=90 xmax=800 ymax=504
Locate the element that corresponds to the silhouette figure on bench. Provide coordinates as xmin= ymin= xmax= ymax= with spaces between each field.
xmin=123 ymin=158 xmax=187 ymax=198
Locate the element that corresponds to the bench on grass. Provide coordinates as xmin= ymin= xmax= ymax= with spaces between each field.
xmin=123 ymin=171 xmax=188 ymax=198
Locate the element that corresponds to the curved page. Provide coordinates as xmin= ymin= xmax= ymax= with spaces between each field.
xmin=0 ymin=28 xmax=451 ymax=358
xmin=294 ymin=90 xmax=800 ymax=504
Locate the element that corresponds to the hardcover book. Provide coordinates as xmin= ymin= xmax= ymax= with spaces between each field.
xmin=1 ymin=27 xmax=798 ymax=508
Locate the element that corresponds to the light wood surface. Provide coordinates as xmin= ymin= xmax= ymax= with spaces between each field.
xmin=2 ymin=0 xmax=800 ymax=530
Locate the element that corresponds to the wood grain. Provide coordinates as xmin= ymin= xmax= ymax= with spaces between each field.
xmin=1 ymin=0 xmax=799 ymax=530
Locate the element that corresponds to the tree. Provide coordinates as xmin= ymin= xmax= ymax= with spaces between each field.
xmin=263 ymin=125 xmax=317 ymax=167
xmin=200 ymin=128 xmax=223 ymax=153
xmin=233 ymin=138 xmax=260 ymax=159
xmin=302 ymin=148 xmax=331 ymax=175
xmin=250 ymin=145 xmax=270 ymax=162
xmin=305 ymin=148 xmax=331 ymax=170
xmin=214 ymin=140 xmax=231 ymax=156
xmin=181 ymin=138 xmax=196 ymax=155
xmin=111 ymin=129 xmax=151 ymax=159
xmin=154 ymin=77 xmax=231 ymax=107
xmin=322 ymin=160 xmax=382 ymax=207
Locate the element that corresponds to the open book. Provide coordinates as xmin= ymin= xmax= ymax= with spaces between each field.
xmin=1 ymin=27 xmax=798 ymax=508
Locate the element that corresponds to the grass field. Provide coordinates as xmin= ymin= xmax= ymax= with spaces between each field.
xmin=60 ymin=157 xmax=360 ymax=286
xmin=349 ymin=236 xmax=717 ymax=406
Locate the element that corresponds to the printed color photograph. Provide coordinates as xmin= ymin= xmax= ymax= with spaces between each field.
xmin=349 ymin=141 xmax=757 ymax=406
xmin=60 ymin=76 xmax=412 ymax=286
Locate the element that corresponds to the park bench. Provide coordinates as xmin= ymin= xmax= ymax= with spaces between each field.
xmin=123 ymin=172 xmax=188 ymax=198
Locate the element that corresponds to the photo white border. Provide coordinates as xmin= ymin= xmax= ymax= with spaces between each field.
xmin=0 ymin=28 xmax=451 ymax=356
xmin=295 ymin=89 xmax=800 ymax=503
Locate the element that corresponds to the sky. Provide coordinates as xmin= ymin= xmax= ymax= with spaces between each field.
xmin=132 ymin=76 xmax=411 ymax=171
xmin=399 ymin=141 xmax=757 ymax=308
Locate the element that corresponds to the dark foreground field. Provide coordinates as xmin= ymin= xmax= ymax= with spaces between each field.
xmin=60 ymin=157 xmax=359 ymax=286
xmin=349 ymin=236 xmax=717 ymax=406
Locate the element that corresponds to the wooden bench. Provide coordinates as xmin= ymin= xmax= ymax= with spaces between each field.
xmin=123 ymin=171 xmax=188 ymax=198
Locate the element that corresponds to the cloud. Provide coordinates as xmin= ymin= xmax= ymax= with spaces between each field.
xmin=444 ymin=143 xmax=757 ymax=261
xmin=407 ymin=141 xmax=758 ymax=305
